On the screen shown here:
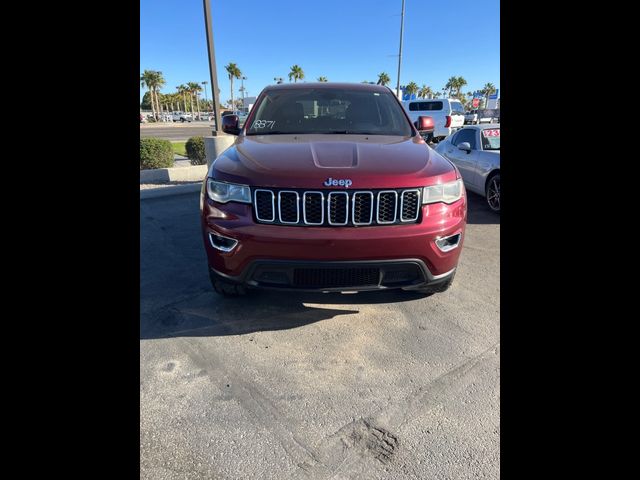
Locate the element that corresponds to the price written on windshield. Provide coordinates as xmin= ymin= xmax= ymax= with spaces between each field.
xmin=482 ymin=129 xmax=500 ymax=137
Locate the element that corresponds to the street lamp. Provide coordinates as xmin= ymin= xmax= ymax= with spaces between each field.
xmin=203 ymin=0 xmax=222 ymax=133
xmin=240 ymin=76 xmax=247 ymax=111
xmin=396 ymin=0 xmax=405 ymax=98
xmin=274 ymin=77 xmax=283 ymax=84
xmin=201 ymin=81 xmax=209 ymax=113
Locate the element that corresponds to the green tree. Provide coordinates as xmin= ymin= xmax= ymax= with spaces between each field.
xmin=140 ymin=70 xmax=165 ymax=120
xmin=418 ymin=85 xmax=433 ymax=99
xmin=140 ymin=91 xmax=153 ymax=111
xmin=445 ymin=76 xmax=458 ymax=97
xmin=225 ymin=63 xmax=242 ymax=113
xmin=405 ymin=82 xmax=419 ymax=96
xmin=288 ymin=65 xmax=305 ymax=83
xmin=317 ymin=76 xmax=328 ymax=82
xmin=377 ymin=72 xmax=391 ymax=86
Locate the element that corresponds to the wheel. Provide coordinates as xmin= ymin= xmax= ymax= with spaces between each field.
xmin=406 ymin=270 xmax=456 ymax=295
xmin=209 ymin=270 xmax=247 ymax=297
xmin=181 ymin=118 xmax=185 ymax=123
xmin=485 ymin=172 xmax=500 ymax=213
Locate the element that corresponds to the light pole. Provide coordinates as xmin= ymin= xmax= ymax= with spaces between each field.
xmin=241 ymin=76 xmax=247 ymax=111
xmin=274 ymin=77 xmax=283 ymax=84
xmin=203 ymin=0 xmax=222 ymax=134
xmin=202 ymin=81 xmax=209 ymax=112
xmin=396 ymin=0 xmax=405 ymax=98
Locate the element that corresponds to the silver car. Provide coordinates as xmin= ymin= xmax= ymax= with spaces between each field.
xmin=435 ymin=124 xmax=500 ymax=212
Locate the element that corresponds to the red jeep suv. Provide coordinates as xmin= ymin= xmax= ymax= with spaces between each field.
xmin=200 ymin=83 xmax=466 ymax=296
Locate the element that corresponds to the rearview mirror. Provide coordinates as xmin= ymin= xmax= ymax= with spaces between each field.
xmin=222 ymin=114 xmax=240 ymax=135
xmin=458 ymin=142 xmax=471 ymax=152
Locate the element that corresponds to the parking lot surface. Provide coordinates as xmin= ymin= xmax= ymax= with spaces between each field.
xmin=140 ymin=190 xmax=500 ymax=479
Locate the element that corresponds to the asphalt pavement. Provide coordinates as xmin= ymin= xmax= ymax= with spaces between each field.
xmin=140 ymin=190 xmax=500 ymax=479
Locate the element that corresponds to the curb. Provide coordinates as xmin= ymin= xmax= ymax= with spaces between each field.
xmin=140 ymin=164 xmax=207 ymax=183
xmin=140 ymin=183 xmax=201 ymax=200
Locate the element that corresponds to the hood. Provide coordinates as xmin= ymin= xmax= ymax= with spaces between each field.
xmin=210 ymin=134 xmax=457 ymax=189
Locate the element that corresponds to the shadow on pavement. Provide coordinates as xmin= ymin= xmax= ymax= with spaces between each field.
xmin=466 ymin=191 xmax=500 ymax=225
xmin=140 ymin=193 xmax=424 ymax=340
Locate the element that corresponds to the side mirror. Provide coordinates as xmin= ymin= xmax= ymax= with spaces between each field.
xmin=415 ymin=115 xmax=434 ymax=133
xmin=222 ymin=114 xmax=240 ymax=135
xmin=457 ymin=142 xmax=472 ymax=153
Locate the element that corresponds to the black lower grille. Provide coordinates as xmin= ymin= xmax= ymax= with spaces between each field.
xmin=293 ymin=267 xmax=380 ymax=288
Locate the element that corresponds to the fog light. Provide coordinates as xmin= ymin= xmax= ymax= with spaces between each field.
xmin=208 ymin=232 xmax=238 ymax=252
xmin=435 ymin=233 xmax=461 ymax=252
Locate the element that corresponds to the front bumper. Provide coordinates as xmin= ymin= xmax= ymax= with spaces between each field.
xmin=201 ymin=192 xmax=466 ymax=291
xmin=209 ymin=259 xmax=456 ymax=292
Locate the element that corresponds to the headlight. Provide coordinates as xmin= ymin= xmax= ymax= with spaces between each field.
xmin=206 ymin=179 xmax=251 ymax=204
xmin=422 ymin=179 xmax=464 ymax=205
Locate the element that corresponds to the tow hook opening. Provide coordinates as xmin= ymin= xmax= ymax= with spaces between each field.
xmin=209 ymin=232 xmax=239 ymax=253
xmin=435 ymin=233 xmax=461 ymax=252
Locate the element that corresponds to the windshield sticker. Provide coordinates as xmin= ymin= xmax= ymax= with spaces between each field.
xmin=482 ymin=129 xmax=500 ymax=137
xmin=252 ymin=120 xmax=276 ymax=129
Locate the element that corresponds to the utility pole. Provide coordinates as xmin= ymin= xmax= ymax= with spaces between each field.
xmin=203 ymin=0 xmax=222 ymax=134
xmin=396 ymin=0 xmax=405 ymax=99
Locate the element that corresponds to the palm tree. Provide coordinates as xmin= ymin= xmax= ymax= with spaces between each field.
xmin=482 ymin=83 xmax=496 ymax=109
xmin=418 ymin=85 xmax=433 ymax=99
xmin=140 ymin=70 xmax=157 ymax=119
xmin=445 ymin=76 xmax=458 ymax=97
xmin=288 ymin=65 xmax=304 ymax=83
xmin=152 ymin=71 xmax=165 ymax=120
xmin=176 ymin=85 xmax=187 ymax=112
xmin=188 ymin=82 xmax=202 ymax=119
xmin=455 ymin=77 xmax=467 ymax=98
xmin=377 ymin=72 xmax=391 ymax=86
xmin=317 ymin=76 xmax=328 ymax=82
xmin=225 ymin=63 xmax=242 ymax=113
xmin=405 ymin=82 xmax=419 ymax=97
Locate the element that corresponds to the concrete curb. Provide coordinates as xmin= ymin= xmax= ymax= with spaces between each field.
xmin=140 ymin=183 xmax=201 ymax=200
xmin=140 ymin=164 xmax=207 ymax=183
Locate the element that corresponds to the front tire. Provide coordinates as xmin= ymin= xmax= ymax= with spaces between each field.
xmin=485 ymin=172 xmax=500 ymax=213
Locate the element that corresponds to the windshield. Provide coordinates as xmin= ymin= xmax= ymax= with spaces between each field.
xmin=246 ymin=87 xmax=413 ymax=136
xmin=481 ymin=128 xmax=500 ymax=150
xmin=450 ymin=101 xmax=465 ymax=115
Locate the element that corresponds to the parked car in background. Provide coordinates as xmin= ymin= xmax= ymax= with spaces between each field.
xmin=464 ymin=110 xmax=478 ymax=125
xmin=477 ymin=109 xmax=499 ymax=124
xmin=402 ymin=98 xmax=465 ymax=143
xmin=434 ymin=124 xmax=500 ymax=212
xmin=140 ymin=114 xmax=146 ymax=123
xmin=172 ymin=112 xmax=193 ymax=122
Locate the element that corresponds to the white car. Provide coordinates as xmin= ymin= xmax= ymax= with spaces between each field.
xmin=464 ymin=110 xmax=478 ymax=125
xmin=172 ymin=112 xmax=193 ymax=123
xmin=477 ymin=109 xmax=499 ymax=124
xmin=402 ymin=98 xmax=465 ymax=143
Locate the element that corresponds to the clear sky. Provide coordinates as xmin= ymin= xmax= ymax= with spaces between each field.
xmin=140 ymin=0 xmax=499 ymax=103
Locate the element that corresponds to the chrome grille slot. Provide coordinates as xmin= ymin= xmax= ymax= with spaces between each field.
xmin=352 ymin=192 xmax=374 ymax=225
xmin=303 ymin=192 xmax=324 ymax=225
xmin=328 ymin=192 xmax=348 ymax=225
xmin=377 ymin=191 xmax=398 ymax=224
xmin=252 ymin=188 xmax=421 ymax=226
xmin=400 ymin=189 xmax=421 ymax=222
xmin=254 ymin=189 xmax=275 ymax=222
xmin=278 ymin=191 xmax=299 ymax=224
